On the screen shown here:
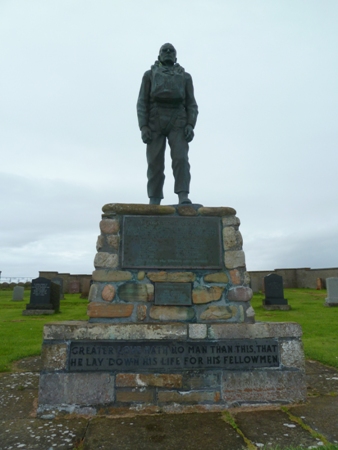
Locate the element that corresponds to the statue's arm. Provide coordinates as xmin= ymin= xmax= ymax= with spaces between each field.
xmin=137 ymin=71 xmax=151 ymax=130
xmin=185 ymin=73 xmax=198 ymax=129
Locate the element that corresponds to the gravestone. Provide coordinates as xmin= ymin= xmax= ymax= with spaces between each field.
xmin=325 ymin=277 xmax=338 ymax=307
xmin=52 ymin=277 xmax=64 ymax=300
xmin=12 ymin=285 xmax=24 ymax=301
xmin=80 ymin=279 xmax=91 ymax=299
xmin=68 ymin=280 xmax=80 ymax=294
xmin=263 ymin=274 xmax=290 ymax=310
xmin=23 ymin=277 xmax=60 ymax=315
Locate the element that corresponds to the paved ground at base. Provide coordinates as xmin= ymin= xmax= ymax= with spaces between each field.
xmin=0 ymin=357 xmax=338 ymax=449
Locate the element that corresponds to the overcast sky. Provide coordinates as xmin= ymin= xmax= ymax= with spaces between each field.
xmin=1 ymin=0 xmax=338 ymax=280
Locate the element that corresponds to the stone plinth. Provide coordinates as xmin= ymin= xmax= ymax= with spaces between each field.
xmin=89 ymin=203 xmax=253 ymax=324
xmin=37 ymin=321 xmax=306 ymax=416
xmin=37 ymin=203 xmax=307 ymax=415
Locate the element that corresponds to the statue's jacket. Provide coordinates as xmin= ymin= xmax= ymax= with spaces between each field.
xmin=137 ymin=61 xmax=198 ymax=133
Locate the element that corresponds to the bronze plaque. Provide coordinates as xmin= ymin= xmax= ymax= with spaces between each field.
xmin=68 ymin=339 xmax=280 ymax=372
xmin=155 ymin=282 xmax=192 ymax=305
xmin=122 ymin=216 xmax=222 ymax=269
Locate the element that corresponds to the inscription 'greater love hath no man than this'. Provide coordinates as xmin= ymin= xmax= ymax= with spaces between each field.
xmin=68 ymin=339 xmax=279 ymax=372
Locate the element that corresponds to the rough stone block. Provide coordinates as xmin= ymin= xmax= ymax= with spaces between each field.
xmin=41 ymin=344 xmax=67 ymax=371
xmin=43 ymin=322 xmax=188 ymax=341
xmin=137 ymin=271 xmax=145 ymax=280
xmin=106 ymin=235 xmax=120 ymax=250
xmin=246 ymin=306 xmax=255 ymax=318
xmin=38 ymin=373 xmax=114 ymax=405
xmin=118 ymin=283 xmax=154 ymax=301
xmin=200 ymin=306 xmax=234 ymax=321
xmin=203 ymin=272 xmax=229 ymax=283
xmin=94 ymin=253 xmax=118 ymax=269
xmin=197 ymin=207 xmax=236 ymax=216
xmin=177 ymin=205 xmax=198 ymax=216
xmin=99 ymin=219 xmax=120 ymax=234
xmin=136 ymin=304 xmax=147 ymax=321
xmin=227 ymin=286 xmax=253 ymax=302
xmin=102 ymin=203 xmax=175 ymax=216
xmin=222 ymin=227 xmax=243 ymax=249
xmin=116 ymin=389 xmax=154 ymax=403
xmin=87 ymin=303 xmax=134 ymax=318
xmin=88 ymin=284 xmax=98 ymax=302
xmin=192 ymin=286 xmax=224 ymax=304
xmin=188 ymin=324 xmax=207 ymax=339
xmin=116 ymin=373 xmax=183 ymax=388
xmin=101 ymin=285 xmax=116 ymax=302
xmin=208 ymin=322 xmax=303 ymax=340
xmin=96 ymin=235 xmax=104 ymax=251
xmin=238 ymin=305 xmax=244 ymax=322
xmin=147 ymin=271 xmax=196 ymax=283
xmin=92 ymin=270 xmax=133 ymax=282
xmin=281 ymin=339 xmax=305 ymax=369
xmin=184 ymin=372 xmax=220 ymax=390
xmin=222 ymin=370 xmax=306 ymax=404
xmin=224 ymin=250 xmax=245 ymax=269
xmin=149 ymin=306 xmax=195 ymax=321
xmin=244 ymin=271 xmax=251 ymax=285
xmin=229 ymin=269 xmax=241 ymax=285
xmin=158 ymin=390 xmax=220 ymax=403
xmin=222 ymin=216 xmax=241 ymax=227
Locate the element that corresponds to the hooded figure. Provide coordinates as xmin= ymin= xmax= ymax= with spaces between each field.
xmin=137 ymin=43 xmax=198 ymax=205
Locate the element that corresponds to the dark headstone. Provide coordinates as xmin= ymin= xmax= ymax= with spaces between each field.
xmin=12 ymin=285 xmax=24 ymax=301
xmin=155 ymin=282 xmax=192 ymax=306
xmin=25 ymin=277 xmax=60 ymax=312
xmin=122 ymin=216 xmax=222 ymax=269
xmin=68 ymin=280 xmax=80 ymax=294
xmin=263 ymin=274 xmax=289 ymax=308
xmin=52 ymin=277 xmax=64 ymax=300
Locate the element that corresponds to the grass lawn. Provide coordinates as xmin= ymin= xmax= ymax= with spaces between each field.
xmin=0 ymin=288 xmax=337 ymax=372
xmin=252 ymin=288 xmax=338 ymax=369
xmin=0 ymin=290 xmax=88 ymax=372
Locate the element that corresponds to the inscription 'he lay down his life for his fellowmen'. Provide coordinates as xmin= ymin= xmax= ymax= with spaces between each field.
xmin=68 ymin=339 xmax=279 ymax=372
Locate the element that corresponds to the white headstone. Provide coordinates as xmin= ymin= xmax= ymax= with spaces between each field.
xmin=12 ymin=285 xmax=24 ymax=301
xmin=325 ymin=277 xmax=338 ymax=306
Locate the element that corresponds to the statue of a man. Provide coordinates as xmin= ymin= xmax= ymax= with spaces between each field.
xmin=137 ymin=43 xmax=198 ymax=205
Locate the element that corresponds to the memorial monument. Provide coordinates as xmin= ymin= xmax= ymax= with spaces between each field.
xmin=37 ymin=45 xmax=306 ymax=416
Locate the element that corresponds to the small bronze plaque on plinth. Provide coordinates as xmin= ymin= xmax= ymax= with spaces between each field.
xmin=122 ymin=216 xmax=222 ymax=269
xmin=155 ymin=282 xmax=192 ymax=305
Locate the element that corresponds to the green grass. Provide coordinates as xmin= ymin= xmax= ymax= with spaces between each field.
xmin=0 ymin=288 xmax=338 ymax=372
xmin=0 ymin=290 xmax=88 ymax=372
xmin=252 ymin=288 xmax=338 ymax=369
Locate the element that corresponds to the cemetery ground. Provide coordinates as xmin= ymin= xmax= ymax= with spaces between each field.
xmin=0 ymin=289 xmax=338 ymax=449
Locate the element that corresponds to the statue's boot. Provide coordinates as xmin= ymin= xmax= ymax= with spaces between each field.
xmin=149 ymin=197 xmax=161 ymax=205
xmin=178 ymin=192 xmax=192 ymax=205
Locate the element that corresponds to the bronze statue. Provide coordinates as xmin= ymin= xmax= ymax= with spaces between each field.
xmin=137 ymin=43 xmax=198 ymax=205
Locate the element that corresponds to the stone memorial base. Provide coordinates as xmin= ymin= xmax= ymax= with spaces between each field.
xmin=37 ymin=321 xmax=306 ymax=416
xmin=37 ymin=203 xmax=306 ymax=416
xmin=23 ymin=309 xmax=56 ymax=316
xmin=263 ymin=303 xmax=291 ymax=311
